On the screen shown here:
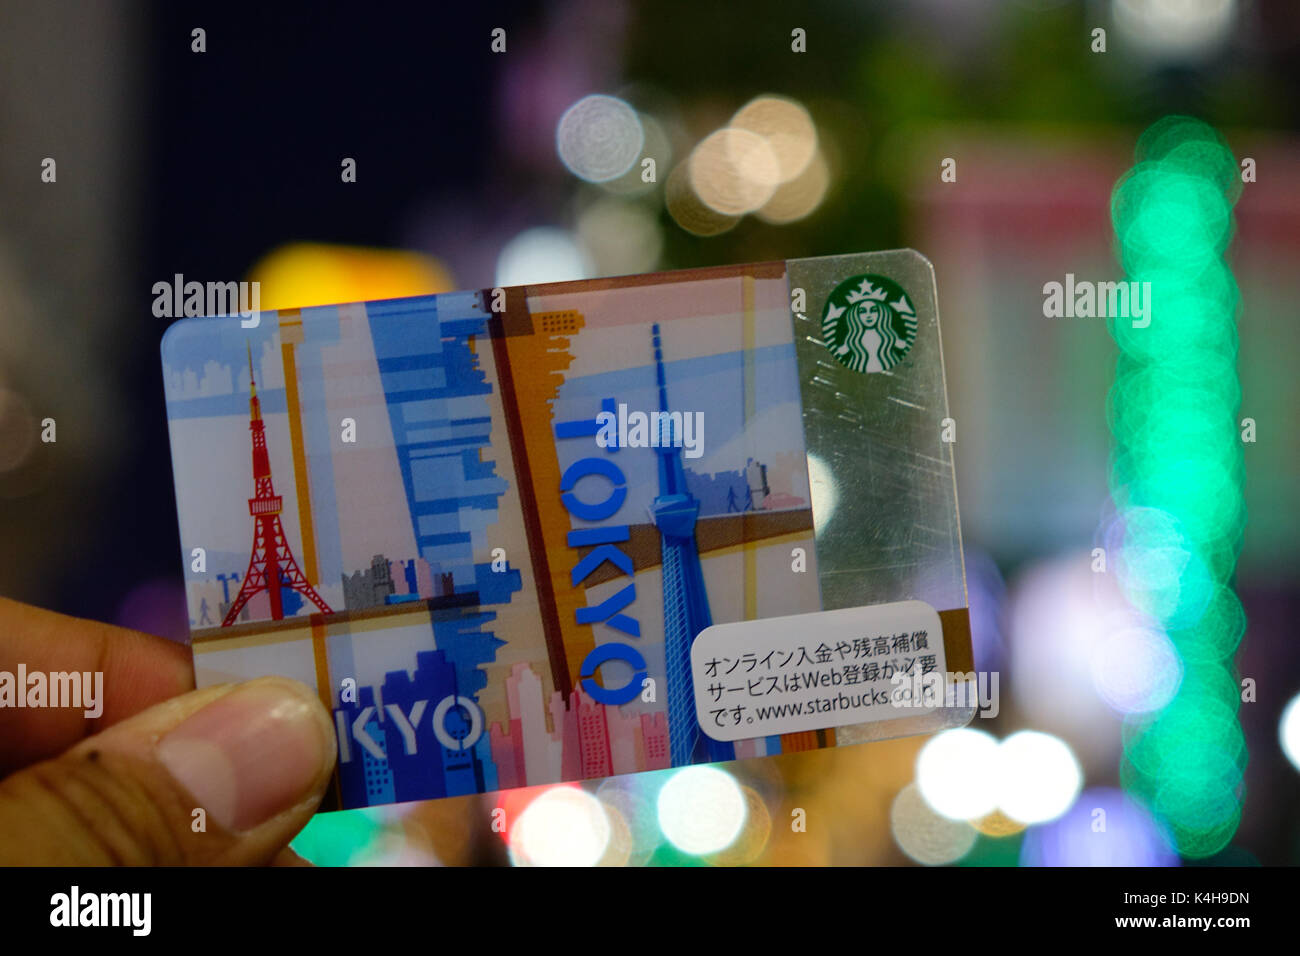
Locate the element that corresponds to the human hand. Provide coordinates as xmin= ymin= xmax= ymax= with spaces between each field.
xmin=0 ymin=597 xmax=336 ymax=865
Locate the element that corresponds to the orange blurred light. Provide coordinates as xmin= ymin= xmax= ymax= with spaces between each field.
xmin=248 ymin=243 xmax=454 ymax=311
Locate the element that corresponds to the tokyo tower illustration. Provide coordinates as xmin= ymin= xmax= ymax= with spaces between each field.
xmin=222 ymin=344 xmax=333 ymax=626
xmin=651 ymin=324 xmax=735 ymax=766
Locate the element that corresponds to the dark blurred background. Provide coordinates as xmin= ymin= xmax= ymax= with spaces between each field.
xmin=1 ymin=0 xmax=1297 ymax=866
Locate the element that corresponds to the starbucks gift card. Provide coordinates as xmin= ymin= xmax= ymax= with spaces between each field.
xmin=160 ymin=248 xmax=972 ymax=810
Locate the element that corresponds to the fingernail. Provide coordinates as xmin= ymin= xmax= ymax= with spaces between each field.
xmin=157 ymin=679 xmax=332 ymax=831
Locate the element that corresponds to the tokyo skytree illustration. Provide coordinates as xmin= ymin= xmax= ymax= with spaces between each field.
xmin=651 ymin=323 xmax=735 ymax=766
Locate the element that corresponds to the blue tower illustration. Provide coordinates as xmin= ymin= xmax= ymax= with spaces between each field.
xmin=651 ymin=323 xmax=735 ymax=767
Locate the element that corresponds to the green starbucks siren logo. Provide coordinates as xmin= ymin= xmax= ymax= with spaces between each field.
xmin=821 ymin=274 xmax=918 ymax=373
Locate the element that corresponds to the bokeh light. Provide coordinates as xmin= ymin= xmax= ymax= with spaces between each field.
xmin=729 ymin=95 xmax=818 ymax=183
xmin=891 ymin=782 xmax=978 ymax=865
xmin=1112 ymin=0 xmax=1238 ymax=60
xmin=598 ymin=111 xmax=673 ymax=196
xmin=509 ymin=786 xmax=611 ymax=867
xmin=702 ymin=786 xmax=773 ymax=866
xmin=556 ymin=94 xmax=645 ymax=183
xmin=1279 ymin=692 xmax=1300 ymax=773
xmin=971 ymin=810 xmax=1027 ymax=839
xmin=688 ymin=127 xmax=781 ymax=216
xmin=1089 ymin=624 xmax=1183 ymax=714
xmin=1006 ymin=555 xmax=1134 ymax=761
xmin=656 ymin=766 xmax=746 ymax=855
xmin=756 ymin=148 xmax=831 ymax=225
xmin=495 ymin=226 xmax=592 ymax=287
xmin=1019 ymin=788 xmax=1178 ymax=866
xmin=575 ymin=198 xmax=663 ymax=277
xmin=592 ymin=799 xmax=636 ymax=867
xmin=665 ymin=94 xmax=829 ymax=233
xmin=665 ymin=161 xmax=740 ymax=236
xmin=249 ymin=242 xmax=453 ymax=310
xmin=596 ymin=776 xmax=664 ymax=865
xmin=1165 ymin=584 xmax=1246 ymax=665
xmin=916 ymin=728 xmax=1000 ymax=821
xmin=1109 ymin=115 xmax=1247 ymax=860
xmin=291 ymin=807 xmax=386 ymax=867
xmin=996 ymin=731 xmax=1083 ymax=825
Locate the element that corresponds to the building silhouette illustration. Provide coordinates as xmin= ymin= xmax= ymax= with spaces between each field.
xmin=341 ymin=553 xmax=465 ymax=610
xmin=486 ymin=661 xmax=672 ymax=789
xmin=336 ymin=647 xmax=498 ymax=806
xmin=332 ymin=292 xmax=531 ymax=806
xmin=342 ymin=554 xmax=397 ymax=609
xmin=367 ymin=293 xmax=513 ymax=599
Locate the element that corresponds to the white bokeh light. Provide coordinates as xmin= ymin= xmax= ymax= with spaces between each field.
xmin=1089 ymin=624 xmax=1183 ymax=714
xmin=495 ymin=227 xmax=592 ymax=288
xmin=510 ymin=787 xmax=611 ymax=867
xmin=1113 ymin=0 xmax=1237 ymax=59
xmin=996 ymin=731 xmax=1083 ymax=825
xmin=916 ymin=728 xmax=1001 ymax=821
xmin=1280 ymin=693 xmax=1300 ymax=773
xmin=1006 ymin=554 xmax=1136 ymax=764
xmin=656 ymin=766 xmax=746 ymax=855
xmin=556 ymin=94 xmax=645 ymax=183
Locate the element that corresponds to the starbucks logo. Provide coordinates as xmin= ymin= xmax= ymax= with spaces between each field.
xmin=821 ymin=274 xmax=918 ymax=373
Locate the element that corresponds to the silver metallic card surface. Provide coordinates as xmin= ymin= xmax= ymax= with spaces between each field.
xmin=788 ymin=249 xmax=973 ymax=742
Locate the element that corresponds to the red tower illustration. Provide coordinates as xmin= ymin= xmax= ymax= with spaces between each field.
xmin=223 ymin=345 xmax=332 ymax=626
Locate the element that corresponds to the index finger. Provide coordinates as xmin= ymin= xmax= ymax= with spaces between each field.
xmin=0 ymin=597 xmax=194 ymax=776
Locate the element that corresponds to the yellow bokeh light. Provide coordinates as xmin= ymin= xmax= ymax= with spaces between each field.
xmin=666 ymin=161 xmax=740 ymax=236
xmin=891 ymin=782 xmax=978 ymax=866
xmin=703 ymin=786 xmax=773 ymax=866
xmin=971 ymin=809 xmax=1028 ymax=838
xmin=756 ymin=147 xmax=831 ymax=225
xmin=248 ymin=243 xmax=453 ymax=312
xmin=594 ymin=800 xmax=635 ymax=867
xmin=688 ymin=128 xmax=781 ymax=216
xmin=730 ymin=95 xmax=818 ymax=183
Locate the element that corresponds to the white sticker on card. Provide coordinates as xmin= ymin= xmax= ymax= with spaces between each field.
xmin=690 ymin=600 xmax=948 ymax=740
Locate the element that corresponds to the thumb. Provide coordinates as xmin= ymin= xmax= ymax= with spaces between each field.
xmin=0 ymin=676 xmax=337 ymax=865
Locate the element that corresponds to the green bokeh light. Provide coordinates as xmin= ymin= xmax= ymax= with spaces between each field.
xmin=1135 ymin=115 xmax=1242 ymax=200
xmin=1111 ymin=461 xmax=1245 ymax=555
xmin=1109 ymin=261 xmax=1241 ymax=363
xmin=1113 ymin=168 xmax=1233 ymax=274
xmin=290 ymin=808 xmax=386 ymax=867
xmin=1116 ymin=542 xmax=1214 ymax=629
xmin=1153 ymin=778 xmax=1243 ymax=860
xmin=1123 ymin=692 xmax=1245 ymax=779
xmin=1166 ymin=585 xmax=1247 ymax=664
